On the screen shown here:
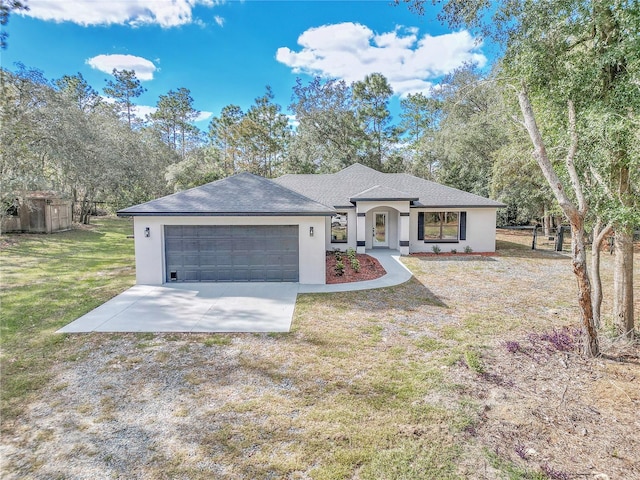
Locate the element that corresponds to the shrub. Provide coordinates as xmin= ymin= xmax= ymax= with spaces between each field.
xmin=450 ymin=248 xmax=457 ymax=254
xmin=346 ymin=247 xmax=356 ymax=260
xmin=464 ymin=246 xmax=473 ymax=253
xmin=431 ymin=245 xmax=441 ymax=254
xmin=335 ymin=260 xmax=345 ymax=276
xmin=504 ymin=340 xmax=521 ymax=353
xmin=463 ymin=349 xmax=485 ymax=374
xmin=351 ymin=258 xmax=360 ymax=272
xmin=540 ymin=464 xmax=571 ymax=480
xmin=514 ymin=444 xmax=527 ymax=459
xmin=334 ymin=250 xmax=343 ymax=262
xmin=527 ymin=327 xmax=579 ymax=352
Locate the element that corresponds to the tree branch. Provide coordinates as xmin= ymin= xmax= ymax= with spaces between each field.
xmin=589 ymin=164 xmax=613 ymax=197
xmin=517 ymin=83 xmax=580 ymax=222
xmin=565 ymin=100 xmax=587 ymax=215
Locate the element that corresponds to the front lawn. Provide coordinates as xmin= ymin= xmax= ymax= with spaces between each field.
xmin=0 ymin=218 xmax=135 ymax=422
xmin=1 ymin=220 xmax=638 ymax=479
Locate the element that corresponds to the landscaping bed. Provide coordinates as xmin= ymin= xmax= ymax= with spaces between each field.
xmin=325 ymin=250 xmax=386 ymax=284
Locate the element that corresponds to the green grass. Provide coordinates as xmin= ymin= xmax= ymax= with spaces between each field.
xmin=0 ymin=217 xmax=135 ymax=423
xmin=485 ymin=449 xmax=549 ymax=479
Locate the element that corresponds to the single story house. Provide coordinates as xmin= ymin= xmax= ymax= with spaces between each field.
xmin=117 ymin=163 xmax=504 ymax=285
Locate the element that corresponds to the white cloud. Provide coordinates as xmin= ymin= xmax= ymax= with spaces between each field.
xmin=22 ymin=0 xmax=223 ymax=28
xmin=286 ymin=114 xmax=299 ymax=130
xmin=87 ymin=54 xmax=158 ymax=81
xmin=133 ymin=105 xmax=158 ymax=119
xmin=194 ymin=111 xmax=213 ymax=122
xmin=214 ymin=15 xmax=225 ymax=27
xmin=276 ymin=23 xmax=486 ymax=96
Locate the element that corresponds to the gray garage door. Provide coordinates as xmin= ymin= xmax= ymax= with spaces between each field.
xmin=164 ymin=225 xmax=299 ymax=282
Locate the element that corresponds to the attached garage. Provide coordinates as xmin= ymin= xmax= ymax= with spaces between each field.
xmin=118 ymin=172 xmax=334 ymax=285
xmin=164 ymin=225 xmax=299 ymax=282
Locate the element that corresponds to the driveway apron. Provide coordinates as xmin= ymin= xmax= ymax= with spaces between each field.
xmin=58 ymin=249 xmax=412 ymax=334
xmin=58 ymin=283 xmax=299 ymax=333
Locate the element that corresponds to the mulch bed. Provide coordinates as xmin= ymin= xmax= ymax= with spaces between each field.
xmin=410 ymin=252 xmax=496 ymax=257
xmin=326 ymin=251 xmax=386 ymax=284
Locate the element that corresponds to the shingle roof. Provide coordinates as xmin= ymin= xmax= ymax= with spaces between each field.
xmin=117 ymin=172 xmax=336 ymax=217
xmin=349 ymin=185 xmax=418 ymax=202
xmin=274 ymin=163 xmax=505 ymax=209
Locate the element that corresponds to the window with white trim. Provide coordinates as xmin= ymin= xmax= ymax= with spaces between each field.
xmin=331 ymin=213 xmax=348 ymax=243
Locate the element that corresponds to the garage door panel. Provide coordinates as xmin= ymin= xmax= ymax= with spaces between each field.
xmin=181 ymin=269 xmax=200 ymax=282
xmin=199 ymin=269 xmax=219 ymax=281
xmin=181 ymin=226 xmax=200 ymax=236
xmin=183 ymin=255 xmax=200 ymax=267
xmin=164 ymin=225 xmax=299 ymax=282
xmin=216 ymin=268 xmax=234 ymax=281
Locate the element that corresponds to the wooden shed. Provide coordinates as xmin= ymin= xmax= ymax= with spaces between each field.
xmin=2 ymin=192 xmax=72 ymax=234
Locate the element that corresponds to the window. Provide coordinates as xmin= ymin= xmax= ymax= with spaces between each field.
xmin=331 ymin=213 xmax=348 ymax=243
xmin=418 ymin=211 xmax=466 ymax=242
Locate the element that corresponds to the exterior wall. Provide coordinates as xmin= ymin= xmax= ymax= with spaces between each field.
xmin=44 ymin=200 xmax=72 ymax=233
xmin=0 ymin=216 xmax=21 ymax=234
xmin=409 ymin=208 xmax=498 ymax=253
xmin=133 ymin=215 xmax=327 ymax=285
xmin=325 ymin=207 xmax=356 ymax=252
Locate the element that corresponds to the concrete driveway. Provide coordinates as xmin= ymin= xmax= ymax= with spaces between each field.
xmin=57 ymin=283 xmax=299 ymax=333
xmin=58 ymin=249 xmax=413 ymax=334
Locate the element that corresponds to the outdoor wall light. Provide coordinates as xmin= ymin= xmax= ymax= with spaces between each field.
xmin=309 ymin=226 xmax=314 ymax=237
xmin=144 ymin=227 xmax=150 ymax=238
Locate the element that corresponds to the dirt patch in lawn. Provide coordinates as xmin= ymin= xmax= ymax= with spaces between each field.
xmin=448 ymin=332 xmax=640 ymax=480
xmin=325 ymin=251 xmax=386 ymax=284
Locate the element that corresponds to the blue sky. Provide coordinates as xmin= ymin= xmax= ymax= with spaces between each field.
xmin=2 ymin=0 xmax=496 ymax=129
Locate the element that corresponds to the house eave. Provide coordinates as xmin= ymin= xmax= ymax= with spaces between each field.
xmin=350 ymin=197 xmax=419 ymax=202
xmin=410 ymin=203 xmax=506 ymax=209
xmin=117 ymin=211 xmax=336 ymax=218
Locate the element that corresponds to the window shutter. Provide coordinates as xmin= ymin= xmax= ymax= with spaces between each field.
xmin=459 ymin=211 xmax=467 ymax=241
xmin=418 ymin=212 xmax=424 ymax=240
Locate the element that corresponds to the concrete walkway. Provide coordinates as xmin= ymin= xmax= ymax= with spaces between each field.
xmin=298 ymin=248 xmax=413 ymax=293
xmin=57 ymin=249 xmax=412 ymax=334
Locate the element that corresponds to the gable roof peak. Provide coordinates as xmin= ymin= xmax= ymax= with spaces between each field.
xmin=338 ymin=163 xmax=380 ymax=174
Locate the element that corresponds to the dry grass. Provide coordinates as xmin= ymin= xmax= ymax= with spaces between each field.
xmin=1 ymin=224 xmax=638 ymax=479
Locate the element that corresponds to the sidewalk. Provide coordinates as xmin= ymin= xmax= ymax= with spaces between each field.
xmin=298 ymin=249 xmax=413 ymax=294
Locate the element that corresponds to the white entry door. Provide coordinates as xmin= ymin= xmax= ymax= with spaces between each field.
xmin=373 ymin=212 xmax=388 ymax=247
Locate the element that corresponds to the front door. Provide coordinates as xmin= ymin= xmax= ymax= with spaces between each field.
xmin=373 ymin=212 xmax=388 ymax=247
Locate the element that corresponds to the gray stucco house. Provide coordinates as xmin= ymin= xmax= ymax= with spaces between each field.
xmin=118 ymin=163 xmax=504 ymax=285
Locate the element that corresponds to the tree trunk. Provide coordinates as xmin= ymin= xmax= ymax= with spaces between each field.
xmin=591 ymin=220 xmax=612 ymax=329
xmin=571 ymin=223 xmax=600 ymax=356
xmin=71 ymin=188 xmax=78 ymax=223
xmin=517 ymin=87 xmax=599 ymax=356
xmin=613 ymin=227 xmax=635 ymax=338
xmin=543 ymin=205 xmax=552 ymax=237
xmin=79 ymin=193 xmax=92 ymax=225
